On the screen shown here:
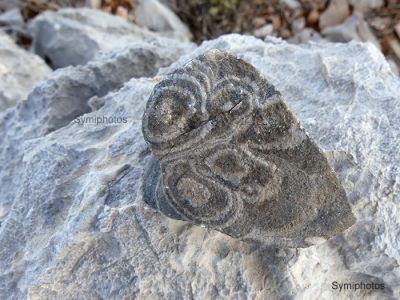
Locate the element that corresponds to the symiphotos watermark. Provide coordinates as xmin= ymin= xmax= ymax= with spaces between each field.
xmin=332 ymin=281 xmax=385 ymax=292
xmin=73 ymin=115 xmax=130 ymax=126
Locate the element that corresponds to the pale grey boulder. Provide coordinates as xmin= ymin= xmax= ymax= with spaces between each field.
xmin=0 ymin=37 xmax=194 ymax=232
xmin=0 ymin=31 xmax=51 ymax=111
xmin=0 ymin=34 xmax=399 ymax=299
xmin=28 ymin=8 xmax=188 ymax=68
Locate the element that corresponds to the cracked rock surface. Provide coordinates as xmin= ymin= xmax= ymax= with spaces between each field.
xmin=0 ymin=37 xmax=194 ymax=223
xmin=142 ymin=49 xmax=355 ymax=248
xmin=0 ymin=32 xmax=399 ymax=299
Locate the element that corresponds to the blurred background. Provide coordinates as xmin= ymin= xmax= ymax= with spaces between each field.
xmin=1 ymin=0 xmax=399 ymax=74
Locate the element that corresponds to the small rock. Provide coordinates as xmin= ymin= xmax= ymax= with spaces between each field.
xmin=395 ymin=22 xmax=400 ymax=39
xmin=369 ymin=17 xmax=391 ymax=31
xmin=356 ymin=16 xmax=381 ymax=49
xmin=0 ymin=8 xmax=24 ymax=28
xmin=280 ymin=0 xmax=301 ymax=10
xmin=313 ymin=0 xmax=329 ymax=9
xmin=307 ymin=9 xmax=319 ymax=25
xmin=291 ymin=17 xmax=305 ymax=34
xmin=0 ymin=30 xmax=14 ymax=47
xmin=349 ymin=0 xmax=384 ymax=13
xmin=86 ymin=0 xmax=101 ymax=9
xmin=253 ymin=17 xmax=267 ymax=28
xmin=0 ymin=0 xmax=19 ymax=11
xmin=253 ymin=24 xmax=274 ymax=38
xmin=0 ymin=8 xmax=26 ymax=41
xmin=289 ymin=28 xmax=323 ymax=43
xmin=388 ymin=38 xmax=400 ymax=61
xmin=115 ymin=6 xmax=128 ymax=19
xmin=322 ymin=12 xmax=380 ymax=49
xmin=134 ymin=0 xmax=192 ymax=41
xmin=272 ymin=15 xmax=282 ymax=30
xmin=387 ymin=59 xmax=399 ymax=75
xmin=281 ymin=29 xmax=292 ymax=39
xmin=319 ymin=0 xmax=350 ymax=29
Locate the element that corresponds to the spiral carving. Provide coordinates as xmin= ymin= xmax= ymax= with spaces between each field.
xmin=142 ymin=50 xmax=355 ymax=247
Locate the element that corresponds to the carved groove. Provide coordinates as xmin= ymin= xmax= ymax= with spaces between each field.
xmin=142 ymin=50 xmax=355 ymax=247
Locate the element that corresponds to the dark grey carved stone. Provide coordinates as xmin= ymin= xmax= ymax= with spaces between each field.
xmin=142 ymin=49 xmax=355 ymax=247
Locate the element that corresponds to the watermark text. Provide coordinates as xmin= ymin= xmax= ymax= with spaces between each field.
xmin=332 ymin=281 xmax=385 ymax=292
xmin=73 ymin=115 xmax=129 ymax=126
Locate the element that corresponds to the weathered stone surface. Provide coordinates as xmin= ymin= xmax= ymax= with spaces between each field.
xmin=0 ymin=31 xmax=50 ymax=111
xmin=28 ymin=8 xmax=190 ymax=68
xmin=0 ymin=38 xmax=194 ymax=226
xmin=0 ymin=33 xmax=399 ymax=299
xmin=142 ymin=50 xmax=355 ymax=247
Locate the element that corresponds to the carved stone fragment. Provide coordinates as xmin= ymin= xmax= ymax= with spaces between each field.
xmin=142 ymin=49 xmax=355 ymax=247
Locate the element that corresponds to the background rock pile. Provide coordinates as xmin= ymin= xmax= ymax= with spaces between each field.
xmin=1 ymin=0 xmax=400 ymax=73
xmin=171 ymin=0 xmax=400 ymax=75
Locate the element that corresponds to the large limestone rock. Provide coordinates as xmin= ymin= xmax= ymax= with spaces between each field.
xmin=0 ymin=31 xmax=50 ymax=111
xmin=142 ymin=50 xmax=355 ymax=248
xmin=0 ymin=34 xmax=399 ymax=299
xmin=0 ymin=37 xmax=194 ymax=230
xmin=28 ymin=8 xmax=190 ymax=68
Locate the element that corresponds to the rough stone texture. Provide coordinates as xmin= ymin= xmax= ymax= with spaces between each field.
xmin=0 ymin=37 xmax=194 ymax=230
xmin=0 ymin=34 xmax=399 ymax=299
xmin=142 ymin=50 xmax=355 ymax=248
xmin=0 ymin=31 xmax=51 ymax=111
xmin=28 ymin=8 xmax=187 ymax=68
